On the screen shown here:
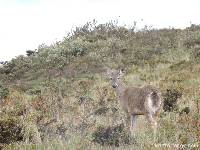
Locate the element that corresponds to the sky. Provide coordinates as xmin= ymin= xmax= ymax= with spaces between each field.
xmin=0 ymin=0 xmax=200 ymax=61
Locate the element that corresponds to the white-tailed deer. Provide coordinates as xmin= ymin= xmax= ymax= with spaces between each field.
xmin=107 ymin=68 xmax=162 ymax=135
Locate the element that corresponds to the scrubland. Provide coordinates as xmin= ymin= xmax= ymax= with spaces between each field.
xmin=0 ymin=21 xmax=200 ymax=149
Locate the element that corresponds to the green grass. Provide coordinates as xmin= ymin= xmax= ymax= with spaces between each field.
xmin=0 ymin=22 xmax=200 ymax=149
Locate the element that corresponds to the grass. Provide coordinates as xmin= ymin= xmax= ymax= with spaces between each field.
xmin=2 ymin=71 xmax=200 ymax=149
xmin=2 ymin=65 xmax=200 ymax=149
xmin=0 ymin=22 xmax=200 ymax=149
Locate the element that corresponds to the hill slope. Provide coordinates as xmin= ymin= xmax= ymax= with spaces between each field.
xmin=0 ymin=22 xmax=200 ymax=149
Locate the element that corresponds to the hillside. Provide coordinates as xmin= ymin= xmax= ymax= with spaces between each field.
xmin=0 ymin=21 xmax=200 ymax=149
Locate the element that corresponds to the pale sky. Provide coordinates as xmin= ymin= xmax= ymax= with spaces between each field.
xmin=0 ymin=0 xmax=200 ymax=61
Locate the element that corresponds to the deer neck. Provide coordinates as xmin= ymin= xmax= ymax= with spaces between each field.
xmin=115 ymin=81 xmax=126 ymax=98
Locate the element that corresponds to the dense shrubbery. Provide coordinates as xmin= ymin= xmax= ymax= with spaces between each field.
xmin=92 ymin=124 xmax=130 ymax=147
xmin=1 ymin=22 xmax=199 ymax=83
xmin=0 ymin=83 xmax=9 ymax=99
xmin=0 ymin=22 xmax=200 ymax=149
xmin=163 ymin=89 xmax=182 ymax=112
xmin=0 ymin=117 xmax=23 ymax=144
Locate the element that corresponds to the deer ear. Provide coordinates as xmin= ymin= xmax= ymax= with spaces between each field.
xmin=119 ymin=68 xmax=125 ymax=76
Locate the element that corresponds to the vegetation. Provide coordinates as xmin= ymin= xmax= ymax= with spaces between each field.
xmin=0 ymin=21 xmax=200 ymax=149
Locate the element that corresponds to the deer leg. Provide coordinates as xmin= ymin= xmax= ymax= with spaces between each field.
xmin=130 ymin=114 xmax=137 ymax=128
xmin=130 ymin=114 xmax=137 ymax=136
xmin=146 ymin=113 xmax=157 ymax=141
xmin=123 ymin=111 xmax=131 ymax=133
xmin=125 ymin=113 xmax=131 ymax=127
xmin=146 ymin=114 xmax=157 ymax=129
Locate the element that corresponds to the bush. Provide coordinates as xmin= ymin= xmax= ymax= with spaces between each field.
xmin=27 ymin=88 xmax=41 ymax=95
xmin=179 ymin=106 xmax=190 ymax=115
xmin=94 ymin=107 xmax=109 ymax=115
xmin=0 ymin=117 xmax=23 ymax=144
xmin=70 ymin=38 xmax=88 ymax=57
xmin=92 ymin=124 xmax=130 ymax=147
xmin=0 ymin=84 xmax=9 ymax=99
xmin=26 ymin=50 xmax=36 ymax=56
xmin=190 ymin=47 xmax=200 ymax=62
xmin=163 ymin=89 xmax=182 ymax=112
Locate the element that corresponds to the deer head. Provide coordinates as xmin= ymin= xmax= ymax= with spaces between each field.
xmin=107 ymin=69 xmax=125 ymax=88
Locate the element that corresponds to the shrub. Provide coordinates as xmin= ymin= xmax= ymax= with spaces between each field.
xmin=0 ymin=117 xmax=23 ymax=144
xmin=92 ymin=124 xmax=130 ymax=147
xmin=179 ymin=106 xmax=190 ymax=115
xmin=70 ymin=38 xmax=88 ymax=57
xmin=27 ymin=88 xmax=41 ymax=95
xmin=94 ymin=107 xmax=109 ymax=115
xmin=0 ymin=84 xmax=9 ymax=99
xmin=190 ymin=47 xmax=200 ymax=62
xmin=26 ymin=50 xmax=36 ymax=56
xmin=163 ymin=89 xmax=182 ymax=112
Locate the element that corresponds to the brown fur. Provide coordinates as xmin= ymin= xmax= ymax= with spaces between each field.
xmin=107 ymin=69 xmax=163 ymax=133
xmin=121 ymin=85 xmax=161 ymax=115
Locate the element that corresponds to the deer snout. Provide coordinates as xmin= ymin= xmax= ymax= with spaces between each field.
xmin=112 ymin=84 xmax=118 ymax=88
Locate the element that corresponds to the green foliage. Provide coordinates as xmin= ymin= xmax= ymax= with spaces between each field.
xmin=26 ymin=50 xmax=36 ymax=56
xmin=94 ymin=106 xmax=109 ymax=115
xmin=0 ymin=83 xmax=9 ymax=99
xmin=169 ymin=60 xmax=190 ymax=71
xmin=26 ymin=87 xmax=41 ymax=95
xmin=179 ymin=106 xmax=190 ymax=115
xmin=1 ymin=23 xmax=200 ymax=83
xmin=92 ymin=124 xmax=130 ymax=147
xmin=163 ymin=89 xmax=182 ymax=111
xmin=69 ymin=38 xmax=88 ymax=57
xmin=0 ymin=117 xmax=23 ymax=144
xmin=1 ymin=22 xmax=200 ymax=149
